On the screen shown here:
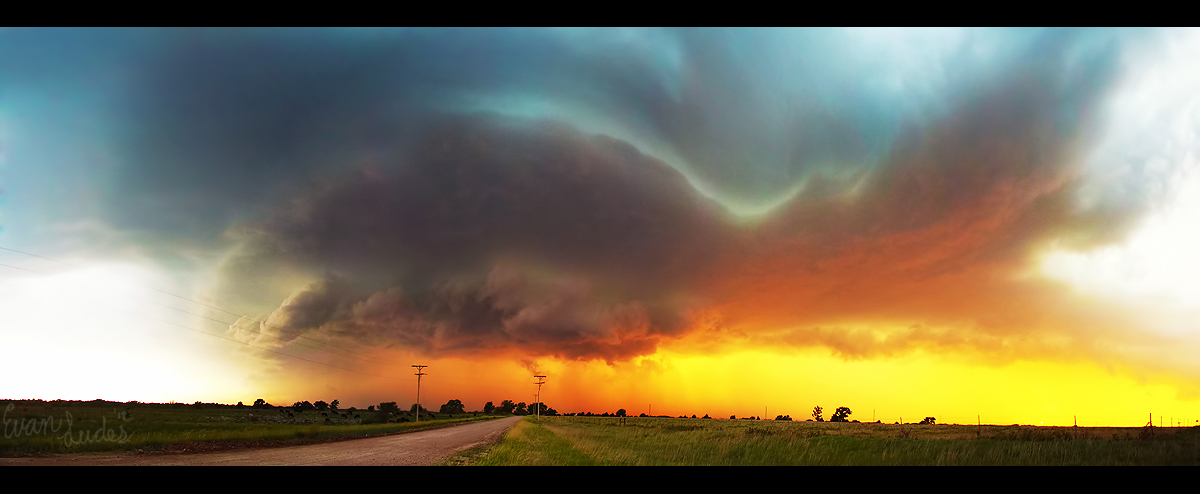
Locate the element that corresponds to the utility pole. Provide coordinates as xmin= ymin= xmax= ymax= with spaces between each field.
xmin=534 ymin=375 xmax=546 ymax=421
xmin=413 ymin=365 xmax=427 ymax=423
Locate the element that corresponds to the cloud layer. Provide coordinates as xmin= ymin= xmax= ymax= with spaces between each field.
xmin=5 ymin=28 xmax=1192 ymax=372
xmin=204 ymin=28 xmax=1179 ymax=367
xmin=223 ymin=116 xmax=734 ymax=361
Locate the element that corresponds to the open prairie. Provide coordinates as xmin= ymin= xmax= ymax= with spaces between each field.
xmin=460 ymin=416 xmax=1200 ymax=466
xmin=7 ymin=29 xmax=1200 ymax=468
xmin=1 ymin=400 xmax=499 ymax=457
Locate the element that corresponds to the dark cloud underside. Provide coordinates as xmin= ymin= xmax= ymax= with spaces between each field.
xmin=4 ymin=27 xmax=1157 ymax=363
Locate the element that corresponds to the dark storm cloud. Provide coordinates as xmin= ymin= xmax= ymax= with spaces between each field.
xmin=226 ymin=116 xmax=731 ymax=361
xmin=207 ymin=28 xmax=1153 ymax=364
xmin=239 ymin=115 xmax=735 ymax=289
xmin=244 ymin=266 xmax=674 ymax=362
xmin=757 ymin=28 xmax=1125 ymax=255
xmin=98 ymin=27 xmax=961 ymax=241
xmin=708 ymin=29 xmax=1145 ymax=363
xmin=103 ymin=28 xmax=684 ymax=240
xmin=6 ymin=28 xmax=1154 ymax=243
xmin=9 ymin=27 xmax=1153 ymax=362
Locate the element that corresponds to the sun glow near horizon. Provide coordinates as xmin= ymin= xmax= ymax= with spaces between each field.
xmin=4 ymin=28 xmax=1200 ymax=428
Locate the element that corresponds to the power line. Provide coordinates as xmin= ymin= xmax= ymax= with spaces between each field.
xmin=1 ymin=282 xmax=509 ymax=408
xmin=0 ymin=246 xmax=405 ymax=366
xmin=0 ymin=277 xmax=411 ymax=383
xmin=0 ymin=259 xmax=388 ymax=364
xmin=2 ymin=245 xmax=534 ymax=403
xmin=132 ymin=310 xmax=410 ymax=383
xmin=0 ymin=246 xmax=78 ymax=266
xmin=0 ymin=262 xmax=46 ymax=276
xmin=534 ymin=374 xmax=546 ymax=421
xmin=413 ymin=365 xmax=428 ymax=422
xmin=131 ymin=296 xmax=399 ymax=367
xmin=1 ymin=270 xmax=393 ymax=367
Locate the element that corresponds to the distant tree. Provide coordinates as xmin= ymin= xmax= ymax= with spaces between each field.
xmin=775 ymin=415 xmax=792 ymax=421
xmin=514 ymin=402 xmax=528 ymax=415
xmin=920 ymin=417 xmax=936 ymax=425
xmin=347 ymin=407 xmax=357 ymax=414
xmin=330 ymin=400 xmax=339 ymax=411
xmin=378 ymin=402 xmax=399 ymax=414
xmin=484 ymin=402 xmax=496 ymax=415
xmin=702 ymin=414 xmax=711 ymax=419
xmin=253 ymin=398 xmax=269 ymax=409
xmin=831 ymin=407 xmax=852 ymax=423
xmin=367 ymin=405 xmax=375 ymax=412
xmin=236 ymin=401 xmax=245 ymax=408
xmin=731 ymin=415 xmax=737 ymax=420
xmin=528 ymin=402 xmax=553 ymax=416
xmin=293 ymin=401 xmax=315 ymax=412
xmin=409 ymin=404 xmax=428 ymax=414
xmin=616 ymin=409 xmax=627 ymax=417
xmin=499 ymin=400 xmax=516 ymax=415
xmin=314 ymin=400 xmax=329 ymax=411
xmin=812 ymin=406 xmax=824 ymax=422
xmin=440 ymin=399 xmax=466 ymax=415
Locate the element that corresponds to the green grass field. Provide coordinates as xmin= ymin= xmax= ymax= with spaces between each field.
xmin=1 ymin=400 xmax=501 ymax=456
xmin=453 ymin=416 xmax=1200 ymax=466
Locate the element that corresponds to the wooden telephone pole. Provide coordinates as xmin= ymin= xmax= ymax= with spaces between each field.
xmin=412 ymin=365 xmax=428 ymax=422
xmin=534 ymin=375 xmax=546 ymax=421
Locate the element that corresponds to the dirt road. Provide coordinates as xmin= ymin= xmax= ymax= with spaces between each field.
xmin=1 ymin=416 xmax=523 ymax=466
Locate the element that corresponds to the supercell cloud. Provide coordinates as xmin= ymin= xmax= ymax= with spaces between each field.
xmin=223 ymin=116 xmax=733 ymax=361
xmin=4 ymin=27 xmax=1197 ymax=381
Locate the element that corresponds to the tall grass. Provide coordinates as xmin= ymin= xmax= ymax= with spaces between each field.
xmin=1 ymin=401 xmax=501 ymax=455
xmin=472 ymin=418 xmax=597 ymax=466
xmin=469 ymin=416 xmax=1200 ymax=466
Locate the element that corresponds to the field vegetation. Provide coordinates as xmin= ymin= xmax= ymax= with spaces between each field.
xmin=1 ymin=399 xmax=501 ymax=456
xmin=460 ymin=416 xmax=1200 ymax=465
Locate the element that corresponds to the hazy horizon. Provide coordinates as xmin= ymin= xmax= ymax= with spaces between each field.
xmin=3 ymin=28 xmax=1199 ymax=427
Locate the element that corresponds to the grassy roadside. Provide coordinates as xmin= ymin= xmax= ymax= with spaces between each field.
xmin=461 ymin=416 xmax=1200 ymax=465
xmin=469 ymin=417 xmax=597 ymax=466
xmin=2 ymin=401 xmax=506 ymax=456
xmin=435 ymin=417 xmax=598 ymax=466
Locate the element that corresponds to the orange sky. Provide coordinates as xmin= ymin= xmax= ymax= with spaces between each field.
xmin=4 ymin=28 xmax=1200 ymax=428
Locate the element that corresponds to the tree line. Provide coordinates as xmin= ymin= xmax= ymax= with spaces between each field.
xmin=244 ymin=398 xmax=935 ymax=424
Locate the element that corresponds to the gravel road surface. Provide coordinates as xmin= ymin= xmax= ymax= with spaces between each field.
xmin=1 ymin=416 xmax=523 ymax=466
